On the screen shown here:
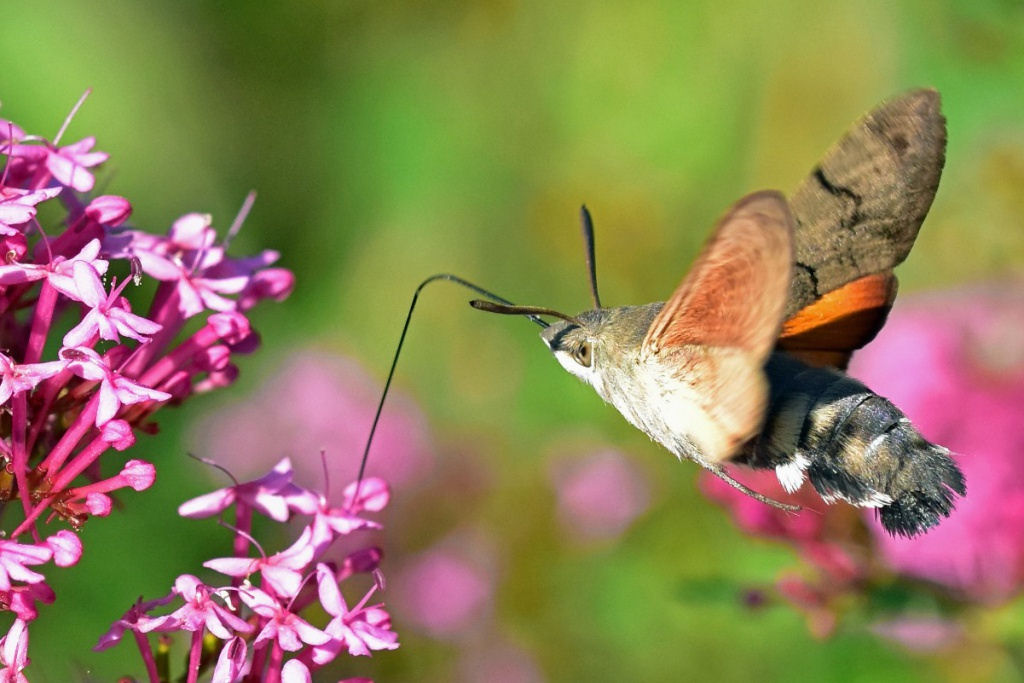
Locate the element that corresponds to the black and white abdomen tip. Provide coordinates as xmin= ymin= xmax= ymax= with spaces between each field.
xmin=739 ymin=353 xmax=966 ymax=537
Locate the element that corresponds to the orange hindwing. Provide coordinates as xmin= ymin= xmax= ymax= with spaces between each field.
xmin=778 ymin=272 xmax=898 ymax=369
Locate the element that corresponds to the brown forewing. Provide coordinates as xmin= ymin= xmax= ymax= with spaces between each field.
xmin=785 ymin=89 xmax=945 ymax=319
xmin=642 ymin=191 xmax=794 ymax=360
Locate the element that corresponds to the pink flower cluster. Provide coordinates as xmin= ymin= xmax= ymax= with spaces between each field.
xmin=0 ymin=96 xmax=293 ymax=679
xmin=701 ymin=285 xmax=1024 ymax=648
xmin=852 ymin=285 xmax=1024 ymax=603
xmin=97 ymin=458 xmax=398 ymax=682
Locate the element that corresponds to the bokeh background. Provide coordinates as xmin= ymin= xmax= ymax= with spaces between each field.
xmin=3 ymin=0 xmax=1024 ymax=680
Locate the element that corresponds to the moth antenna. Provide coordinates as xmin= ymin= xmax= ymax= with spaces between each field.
xmin=580 ymin=205 xmax=602 ymax=309
xmin=352 ymin=273 xmax=543 ymax=503
xmin=470 ymin=300 xmax=582 ymax=327
xmin=697 ymin=459 xmax=802 ymax=513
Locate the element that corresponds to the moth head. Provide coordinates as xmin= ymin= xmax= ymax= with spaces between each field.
xmin=539 ymin=306 xmax=657 ymax=388
xmin=540 ymin=313 xmax=601 ymax=385
xmin=470 ymin=299 xmax=601 ymax=380
xmin=471 ymin=205 xmax=663 ymax=391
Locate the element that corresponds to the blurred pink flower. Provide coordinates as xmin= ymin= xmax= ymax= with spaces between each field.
xmin=190 ymin=350 xmax=434 ymax=496
xmin=868 ymin=617 xmax=963 ymax=653
xmin=850 ymin=284 xmax=1024 ymax=601
xmin=701 ymin=468 xmax=822 ymax=541
xmin=392 ymin=543 xmax=493 ymax=639
xmin=775 ymin=574 xmax=838 ymax=639
xmin=458 ymin=639 xmax=544 ymax=683
xmin=700 ymin=467 xmax=864 ymax=584
xmin=549 ymin=449 xmax=650 ymax=541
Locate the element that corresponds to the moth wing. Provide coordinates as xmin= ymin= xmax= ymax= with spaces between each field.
xmin=641 ymin=191 xmax=795 ymax=462
xmin=642 ymin=190 xmax=795 ymax=357
xmin=785 ymin=89 xmax=946 ymax=320
xmin=778 ymin=272 xmax=898 ymax=370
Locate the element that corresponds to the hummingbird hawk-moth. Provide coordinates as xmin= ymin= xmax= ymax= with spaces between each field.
xmin=472 ymin=89 xmax=965 ymax=537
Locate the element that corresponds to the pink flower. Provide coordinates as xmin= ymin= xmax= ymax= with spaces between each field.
xmin=45 ymin=530 xmax=82 ymax=567
xmin=60 ymin=493 xmax=112 ymax=518
xmin=84 ymin=195 xmax=132 ymax=226
xmin=0 ymin=186 xmax=62 ymax=235
xmin=119 ymin=460 xmax=158 ymax=490
xmin=313 ymin=564 xmax=398 ymax=661
xmin=205 ymin=526 xmax=316 ymax=598
xmin=211 ymin=636 xmax=248 ymax=682
xmin=309 ymin=497 xmax=385 ymax=557
xmin=64 ymin=459 xmax=156 ymax=516
xmin=171 ymin=262 xmax=251 ymax=319
xmin=0 ymin=238 xmax=107 ymax=291
xmin=60 ymin=346 xmax=171 ymax=425
xmin=280 ymin=659 xmax=311 ymax=683
xmin=240 ymin=586 xmax=331 ymax=652
xmin=238 ymin=267 xmax=295 ymax=310
xmin=62 ymin=262 xmax=162 ymax=347
xmin=2 ymin=582 xmax=55 ymax=621
xmin=336 ymin=547 xmax=384 ymax=580
xmin=94 ymin=594 xmax=177 ymax=651
xmin=850 ymin=285 xmax=1024 ymax=601
xmin=0 ymin=354 xmax=67 ymax=405
xmin=0 ymin=619 xmax=29 ymax=682
xmin=310 ymin=479 xmax=387 ymax=553
xmin=99 ymin=419 xmax=137 ymax=451
xmin=43 ymin=136 xmax=109 ymax=193
xmin=115 ymin=213 xmax=273 ymax=318
xmin=154 ymin=575 xmax=253 ymax=639
xmin=0 ymin=540 xmax=53 ymax=590
xmin=178 ymin=457 xmax=311 ymax=522
xmin=166 ymin=212 xmax=217 ymax=250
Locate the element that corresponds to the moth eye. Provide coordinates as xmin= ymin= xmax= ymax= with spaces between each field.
xmin=572 ymin=341 xmax=593 ymax=368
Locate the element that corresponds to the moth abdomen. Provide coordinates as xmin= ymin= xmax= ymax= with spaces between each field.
xmin=738 ymin=352 xmax=965 ymax=537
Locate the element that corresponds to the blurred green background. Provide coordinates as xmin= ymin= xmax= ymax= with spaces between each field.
xmin=3 ymin=0 xmax=1024 ymax=680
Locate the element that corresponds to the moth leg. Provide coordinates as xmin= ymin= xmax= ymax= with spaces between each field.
xmin=694 ymin=457 xmax=802 ymax=513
